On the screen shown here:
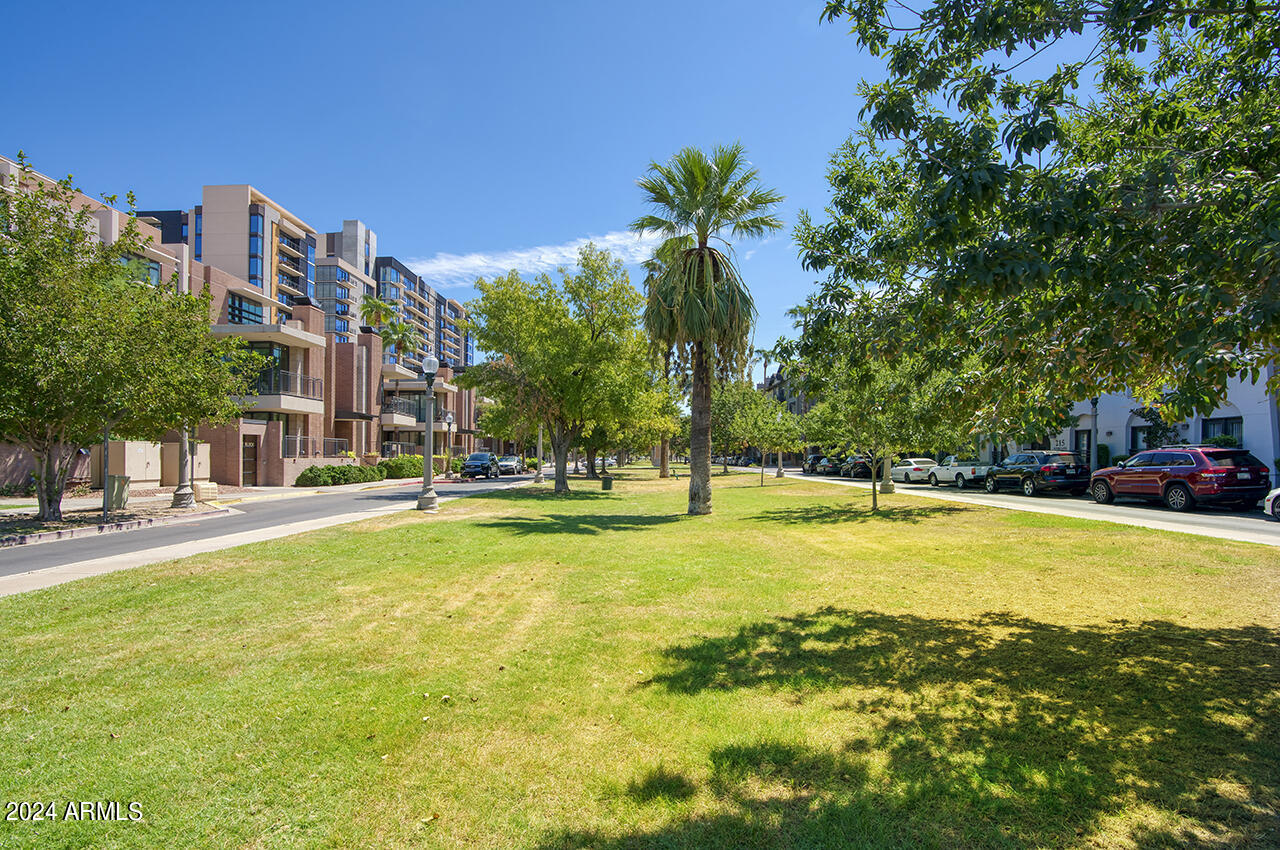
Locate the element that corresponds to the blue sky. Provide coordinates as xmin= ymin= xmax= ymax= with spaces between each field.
xmin=7 ymin=1 xmax=882 ymax=381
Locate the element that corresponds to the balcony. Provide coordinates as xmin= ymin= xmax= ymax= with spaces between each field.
xmin=212 ymin=321 xmax=326 ymax=349
xmin=381 ymin=352 xmax=416 ymax=379
xmin=283 ymin=435 xmax=350 ymax=458
xmin=277 ymin=256 xmax=303 ymax=277
xmin=236 ymin=369 xmax=325 ymax=416
xmin=381 ymin=395 xmax=416 ymax=428
xmin=382 ymin=441 xmax=423 ymax=458
xmin=278 ymin=235 xmax=303 ymax=258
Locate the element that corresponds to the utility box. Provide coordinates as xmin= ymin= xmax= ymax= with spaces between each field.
xmin=105 ymin=475 xmax=130 ymax=510
xmin=193 ymin=481 xmax=219 ymax=503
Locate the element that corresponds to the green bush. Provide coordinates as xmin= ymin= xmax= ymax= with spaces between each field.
xmin=294 ymin=463 xmax=387 ymax=487
xmin=1205 ymin=434 xmax=1240 ymax=448
xmin=1097 ymin=443 xmax=1111 ymax=468
xmin=451 ymin=457 xmax=464 ymax=474
xmin=378 ymin=455 xmax=425 ymax=479
xmin=525 ymin=457 xmax=539 ymax=470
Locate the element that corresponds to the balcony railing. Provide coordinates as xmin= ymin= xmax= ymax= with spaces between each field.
xmin=282 ymin=435 xmax=314 ymax=458
xmin=323 ymin=437 xmax=349 ymax=457
xmin=383 ymin=396 xmax=414 ymax=416
xmin=254 ymin=369 xmax=323 ymax=399
xmin=382 ymin=441 xmax=423 ymax=458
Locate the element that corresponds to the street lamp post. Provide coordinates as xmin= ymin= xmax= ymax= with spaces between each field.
xmin=445 ymin=410 xmax=455 ymax=480
xmin=417 ymin=354 xmax=441 ymax=512
xmin=535 ymin=424 xmax=544 ymax=483
xmin=172 ymin=243 xmax=195 ymax=509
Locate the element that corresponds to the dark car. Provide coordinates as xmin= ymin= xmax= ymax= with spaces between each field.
xmin=801 ymin=454 xmax=825 ymax=474
xmin=1089 ymin=446 xmax=1270 ymax=512
xmin=985 ymin=451 xmax=1089 ymax=496
xmin=814 ymin=456 xmax=842 ymax=475
xmin=840 ymin=456 xmax=875 ymax=478
xmin=462 ymin=452 xmax=500 ymax=479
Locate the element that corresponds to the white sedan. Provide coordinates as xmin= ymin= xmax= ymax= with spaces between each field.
xmin=891 ymin=458 xmax=938 ymax=484
xmin=1266 ymin=487 xmax=1280 ymax=520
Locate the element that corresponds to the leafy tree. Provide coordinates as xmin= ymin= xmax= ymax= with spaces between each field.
xmin=710 ymin=380 xmax=764 ymax=473
xmin=744 ymin=394 xmax=804 ymax=484
xmin=800 ymin=0 xmax=1280 ymax=420
xmin=459 ymin=244 xmax=643 ymax=493
xmin=0 ymin=155 xmax=258 ymax=520
xmin=1136 ymin=406 xmax=1182 ymax=449
xmin=632 ymin=143 xmax=784 ymax=515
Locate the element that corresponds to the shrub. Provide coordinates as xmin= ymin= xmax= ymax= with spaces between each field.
xmin=294 ymin=463 xmax=386 ymax=487
xmin=525 ymin=457 xmax=539 ymax=470
xmin=1097 ymin=443 xmax=1111 ymax=468
xmin=451 ymin=457 xmax=464 ymax=474
xmin=1204 ymin=434 xmax=1240 ymax=448
xmin=378 ymin=455 xmax=425 ymax=479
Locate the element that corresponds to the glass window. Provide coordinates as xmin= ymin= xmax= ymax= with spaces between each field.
xmin=193 ymin=234 xmax=202 ymax=261
xmin=1127 ymin=452 xmax=1158 ymax=468
xmin=1205 ymin=451 xmax=1263 ymax=468
xmin=1129 ymin=425 xmax=1150 ymax=452
xmin=228 ymin=294 xmax=264 ymax=325
xmin=194 ymin=213 xmax=202 ymax=234
xmin=334 ymin=334 xmax=349 ymax=343
xmin=249 ymin=235 xmax=262 ymax=256
xmin=249 ymin=213 xmax=263 ymax=236
xmin=249 ymin=257 xmax=261 ymax=278
xmin=1201 ymin=417 xmax=1244 ymax=443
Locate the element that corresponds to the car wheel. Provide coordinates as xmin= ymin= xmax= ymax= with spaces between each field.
xmin=928 ymin=473 xmax=939 ymax=487
xmin=955 ymin=474 xmax=966 ymax=490
xmin=985 ymin=476 xmax=998 ymax=493
xmin=1092 ymin=480 xmax=1114 ymax=504
xmin=1272 ymin=500 xmax=1280 ymax=520
xmin=902 ymin=472 xmax=911 ymax=484
xmin=1022 ymin=477 xmax=1038 ymax=497
xmin=1164 ymin=483 xmax=1194 ymax=512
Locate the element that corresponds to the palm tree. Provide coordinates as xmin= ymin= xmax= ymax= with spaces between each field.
xmin=359 ymin=294 xmax=397 ymax=331
xmin=631 ymin=143 xmax=783 ymax=515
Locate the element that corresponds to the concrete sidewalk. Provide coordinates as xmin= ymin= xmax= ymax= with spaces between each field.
xmin=0 ymin=474 xmax=540 ymax=598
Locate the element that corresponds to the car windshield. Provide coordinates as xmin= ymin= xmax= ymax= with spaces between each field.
xmin=467 ymin=453 xmax=489 ymax=461
xmin=1205 ymin=451 xmax=1263 ymax=468
xmin=501 ymin=456 xmax=517 ymax=462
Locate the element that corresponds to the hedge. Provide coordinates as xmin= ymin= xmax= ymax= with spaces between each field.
xmin=294 ymin=463 xmax=388 ymax=487
xmin=378 ymin=455 xmax=424 ymax=479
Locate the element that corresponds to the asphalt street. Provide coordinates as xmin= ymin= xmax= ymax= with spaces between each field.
xmin=780 ymin=467 xmax=1280 ymax=546
xmin=0 ymin=473 xmax=536 ymax=579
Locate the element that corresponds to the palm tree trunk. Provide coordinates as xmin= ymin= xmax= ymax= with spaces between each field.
xmin=688 ymin=340 xmax=712 ymax=515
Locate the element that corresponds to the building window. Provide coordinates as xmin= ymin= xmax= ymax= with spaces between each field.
xmin=228 ymin=294 xmax=264 ymax=325
xmin=249 ymin=213 xmax=263 ymax=236
xmin=248 ymin=256 xmax=262 ymax=284
xmin=1129 ymin=426 xmax=1150 ymax=452
xmin=334 ymin=318 xmax=349 ymax=333
xmin=335 ymin=334 xmax=349 ymax=343
xmin=1201 ymin=416 xmax=1243 ymax=443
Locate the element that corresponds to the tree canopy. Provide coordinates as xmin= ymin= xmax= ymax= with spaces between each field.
xmin=798 ymin=0 xmax=1280 ymax=420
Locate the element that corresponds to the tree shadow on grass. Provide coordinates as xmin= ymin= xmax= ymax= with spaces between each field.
xmin=540 ymin=609 xmax=1280 ymax=848
xmin=475 ymin=513 xmax=684 ymax=536
xmin=474 ymin=487 xmax=614 ymax=504
xmin=751 ymin=503 xmax=967 ymax=525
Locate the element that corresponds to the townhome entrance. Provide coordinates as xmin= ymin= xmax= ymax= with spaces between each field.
xmin=242 ymin=437 xmax=258 ymax=486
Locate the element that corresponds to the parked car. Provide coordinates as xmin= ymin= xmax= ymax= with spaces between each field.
xmin=801 ymin=454 xmax=825 ymax=474
xmin=462 ymin=452 xmax=500 ymax=479
xmin=985 ymin=451 xmax=1089 ymax=496
xmin=928 ymin=455 xmax=991 ymax=489
xmin=839 ymin=455 xmax=874 ymax=478
xmin=814 ymin=456 xmax=842 ymax=475
xmin=1266 ymin=487 xmax=1280 ymax=519
xmin=1090 ymin=446 xmax=1270 ymax=512
xmin=497 ymin=455 xmax=522 ymax=475
xmin=890 ymin=458 xmax=938 ymax=484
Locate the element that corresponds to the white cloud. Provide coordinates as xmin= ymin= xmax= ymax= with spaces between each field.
xmin=406 ymin=230 xmax=667 ymax=288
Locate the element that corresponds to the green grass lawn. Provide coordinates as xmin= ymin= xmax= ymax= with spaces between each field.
xmin=1 ymin=469 xmax=1277 ymax=848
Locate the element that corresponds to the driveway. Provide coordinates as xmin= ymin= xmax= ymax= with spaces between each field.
xmin=777 ymin=468 xmax=1280 ymax=547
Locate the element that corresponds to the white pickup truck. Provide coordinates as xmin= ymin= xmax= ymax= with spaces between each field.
xmin=928 ymin=456 xmax=991 ymax=489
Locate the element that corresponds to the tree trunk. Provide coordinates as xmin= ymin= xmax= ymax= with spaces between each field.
xmin=659 ymin=436 xmax=670 ymax=478
xmin=585 ymin=447 xmax=599 ymax=480
xmin=551 ymin=429 xmax=572 ymax=494
xmin=33 ymin=440 xmax=76 ymax=522
xmin=687 ymin=340 xmax=712 ymax=515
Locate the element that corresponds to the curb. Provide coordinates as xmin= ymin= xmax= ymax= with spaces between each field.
xmin=0 ymin=508 xmax=233 ymax=549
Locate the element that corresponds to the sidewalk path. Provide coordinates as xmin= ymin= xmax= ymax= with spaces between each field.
xmin=773 ymin=467 xmax=1280 ymax=547
xmin=0 ymin=474 xmax=538 ymax=598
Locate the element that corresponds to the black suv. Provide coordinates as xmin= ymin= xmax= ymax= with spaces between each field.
xmin=985 ymin=451 xmax=1089 ymax=496
xmin=462 ymin=452 xmax=500 ymax=479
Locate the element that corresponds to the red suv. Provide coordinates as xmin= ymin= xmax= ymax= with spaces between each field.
xmin=1089 ymin=445 xmax=1270 ymax=512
